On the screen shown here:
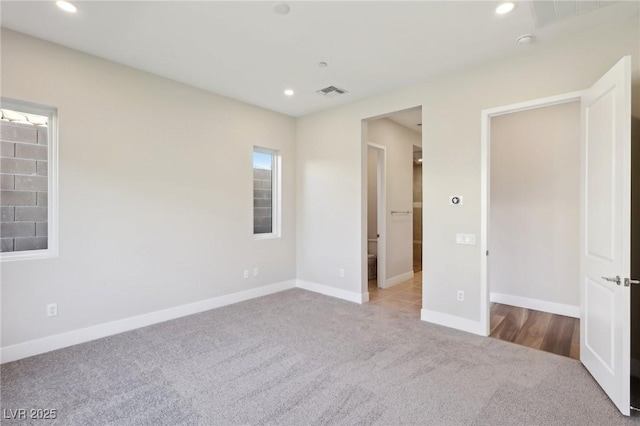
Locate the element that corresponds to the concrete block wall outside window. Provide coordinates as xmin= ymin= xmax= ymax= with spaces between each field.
xmin=0 ymin=103 xmax=55 ymax=259
xmin=1 ymin=120 xmax=48 ymax=252
xmin=253 ymin=168 xmax=272 ymax=234
xmin=253 ymin=147 xmax=279 ymax=237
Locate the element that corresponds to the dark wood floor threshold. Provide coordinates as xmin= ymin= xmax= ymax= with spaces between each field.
xmin=490 ymin=303 xmax=580 ymax=360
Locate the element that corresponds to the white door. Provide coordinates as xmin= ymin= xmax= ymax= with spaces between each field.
xmin=580 ymin=56 xmax=631 ymax=416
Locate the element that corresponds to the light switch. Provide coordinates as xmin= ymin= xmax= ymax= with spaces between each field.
xmin=456 ymin=233 xmax=476 ymax=245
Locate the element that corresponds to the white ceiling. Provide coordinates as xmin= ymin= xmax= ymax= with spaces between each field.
xmin=1 ymin=1 xmax=637 ymax=117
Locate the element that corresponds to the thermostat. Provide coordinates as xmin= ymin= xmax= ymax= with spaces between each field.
xmin=449 ymin=195 xmax=463 ymax=206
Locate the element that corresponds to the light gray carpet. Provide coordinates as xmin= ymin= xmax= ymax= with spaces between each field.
xmin=1 ymin=288 xmax=639 ymax=425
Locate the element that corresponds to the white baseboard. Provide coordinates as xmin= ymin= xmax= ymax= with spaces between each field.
xmin=295 ymin=280 xmax=368 ymax=304
xmin=384 ymin=270 xmax=414 ymax=289
xmin=1 ymin=280 xmax=296 ymax=364
xmin=490 ymin=292 xmax=579 ymax=318
xmin=421 ymin=308 xmax=487 ymax=336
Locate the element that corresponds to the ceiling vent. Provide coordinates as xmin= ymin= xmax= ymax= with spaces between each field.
xmin=316 ymin=86 xmax=349 ymax=97
xmin=530 ymin=0 xmax=616 ymax=28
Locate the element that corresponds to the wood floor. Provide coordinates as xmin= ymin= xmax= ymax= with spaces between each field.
xmin=368 ymin=277 xmax=578 ymax=360
xmin=490 ymin=303 xmax=580 ymax=360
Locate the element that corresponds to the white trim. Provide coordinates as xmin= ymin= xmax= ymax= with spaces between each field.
xmin=421 ymin=308 xmax=487 ymax=336
xmin=296 ymin=279 xmax=368 ymax=304
xmin=482 ymin=91 xmax=585 ymax=118
xmin=252 ymin=146 xmax=281 ymax=239
xmin=384 ymin=270 xmax=414 ymax=289
xmin=367 ymin=142 xmax=386 ymax=150
xmin=480 ymin=90 xmax=584 ymax=335
xmin=490 ymin=292 xmax=580 ymax=318
xmin=480 ymin=109 xmax=490 ymax=336
xmin=1 ymin=98 xmax=59 ymax=262
xmin=0 ymin=280 xmax=296 ymax=363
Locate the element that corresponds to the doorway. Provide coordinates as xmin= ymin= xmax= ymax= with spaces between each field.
xmin=480 ymin=56 xmax=632 ymax=416
xmin=486 ymin=99 xmax=581 ymax=359
xmin=367 ymin=143 xmax=386 ymax=293
xmin=364 ymin=106 xmax=423 ymax=316
xmin=480 ymin=91 xmax=583 ymax=332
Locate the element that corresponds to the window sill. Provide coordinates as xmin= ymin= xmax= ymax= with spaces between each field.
xmin=1 ymin=249 xmax=58 ymax=262
xmin=253 ymin=233 xmax=280 ymax=240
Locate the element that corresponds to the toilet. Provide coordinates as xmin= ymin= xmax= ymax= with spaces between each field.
xmin=367 ymin=239 xmax=377 ymax=280
xmin=367 ymin=254 xmax=377 ymax=280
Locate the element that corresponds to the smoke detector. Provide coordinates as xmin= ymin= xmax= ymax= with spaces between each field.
xmin=316 ymin=86 xmax=349 ymax=97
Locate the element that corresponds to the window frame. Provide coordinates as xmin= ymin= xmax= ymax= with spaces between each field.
xmin=252 ymin=146 xmax=281 ymax=240
xmin=1 ymin=98 xmax=59 ymax=262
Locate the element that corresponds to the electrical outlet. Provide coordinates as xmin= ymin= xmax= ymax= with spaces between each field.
xmin=253 ymin=267 xmax=259 ymax=277
xmin=457 ymin=291 xmax=464 ymax=302
xmin=339 ymin=268 xmax=345 ymax=278
xmin=47 ymin=303 xmax=57 ymax=317
xmin=243 ymin=270 xmax=249 ymax=279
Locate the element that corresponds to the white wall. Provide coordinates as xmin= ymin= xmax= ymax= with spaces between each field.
xmin=489 ymin=102 xmax=580 ymax=310
xmin=3 ymin=15 xmax=639 ymax=352
xmin=368 ymin=118 xmax=419 ymax=283
xmin=0 ymin=29 xmax=297 ymax=348
xmin=295 ymin=17 xmax=640 ymax=327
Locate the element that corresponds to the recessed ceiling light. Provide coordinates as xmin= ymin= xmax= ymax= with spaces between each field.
xmin=56 ymin=0 xmax=77 ymax=13
xmin=284 ymin=89 xmax=295 ymax=96
xmin=273 ymin=2 xmax=291 ymax=15
xmin=495 ymin=2 xmax=515 ymax=15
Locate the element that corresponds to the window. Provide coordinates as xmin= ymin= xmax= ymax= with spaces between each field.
xmin=253 ymin=147 xmax=280 ymax=238
xmin=1 ymin=99 xmax=58 ymax=261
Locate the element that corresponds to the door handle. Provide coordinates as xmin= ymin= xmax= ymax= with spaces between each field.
xmin=602 ymin=276 xmax=621 ymax=285
xmin=624 ymin=278 xmax=640 ymax=287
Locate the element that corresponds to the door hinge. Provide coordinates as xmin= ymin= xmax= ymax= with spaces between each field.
xmin=624 ymin=278 xmax=640 ymax=287
xmin=486 ymin=250 xmax=489 ymax=256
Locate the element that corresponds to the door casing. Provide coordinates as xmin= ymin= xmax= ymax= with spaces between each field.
xmin=479 ymin=90 xmax=584 ymax=335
